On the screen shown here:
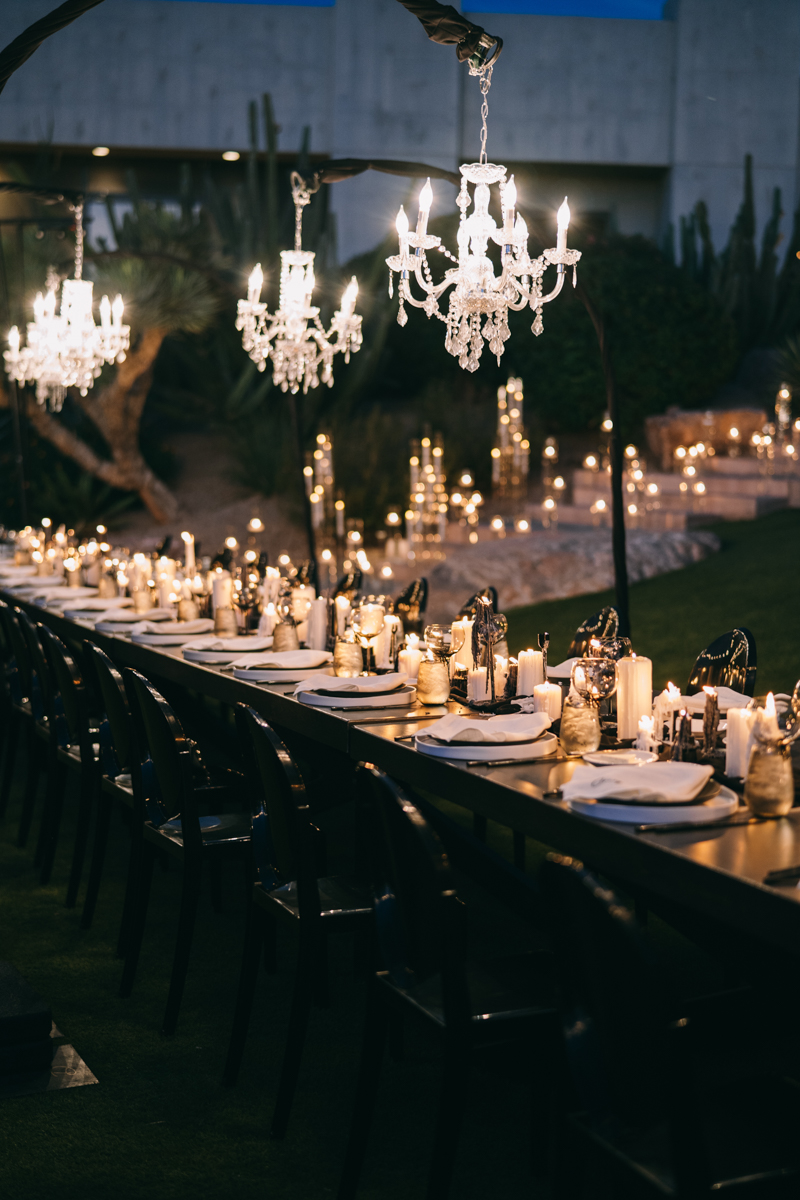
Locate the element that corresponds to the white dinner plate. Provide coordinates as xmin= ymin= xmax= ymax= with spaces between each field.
xmin=183 ymin=639 xmax=273 ymax=664
xmin=566 ymin=786 xmax=739 ymax=825
xmin=582 ymin=749 xmax=658 ymax=767
xmin=415 ymin=730 xmax=558 ymax=761
xmin=132 ymin=631 xmax=202 ymax=646
xmin=297 ymin=685 xmax=417 ymax=709
xmin=232 ymin=665 xmax=335 ymax=683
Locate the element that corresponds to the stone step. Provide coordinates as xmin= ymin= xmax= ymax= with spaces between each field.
xmin=554 ymin=504 xmax=689 ymax=531
xmin=572 ymin=466 xmax=791 ymax=498
xmin=571 ymin=486 xmax=784 ymax=521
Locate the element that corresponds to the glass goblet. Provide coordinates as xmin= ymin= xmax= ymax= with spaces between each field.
xmin=589 ymin=637 xmax=632 ymax=661
xmin=424 ymin=623 xmax=465 ymax=663
xmin=571 ymin=656 xmax=618 ymax=705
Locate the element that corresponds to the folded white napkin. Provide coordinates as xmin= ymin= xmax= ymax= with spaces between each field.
xmin=11 ymin=577 xmax=68 ymax=590
xmin=294 ymin=671 xmax=408 ymax=695
xmin=0 ymin=565 xmax=37 ymax=576
xmin=561 ymin=761 xmax=713 ymax=805
xmin=130 ymin=619 xmax=214 ymax=636
xmin=36 ymin=585 xmax=98 ymax=599
xmin=547 ymin=658 xmax=579 ymax=679
xmin=230 ymin=649 xmax=333 ymax=670
xmin=61 ymin=597 xmax=133 ymax=612
xmin=681 ymin=687 xmax=750 ymax=713
xmin=423 ymin=711 xmax=552 ymax=744
xmin=95 ymin=609 xmax=173 ymax=628
xmin=181 ymin=636 xmax=273 ymax=652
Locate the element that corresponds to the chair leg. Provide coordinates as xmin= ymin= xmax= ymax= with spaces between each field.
xmin=38 ymin=758 xmax=68 ymax=885
xmin=208 ymin=856 xmax=223 ymax=914
xmin=80 ymin=786 xmax=112 ymax=930
xmin=336 ymin=981 xmax=389 ymax=1200
xmin=513 ymin=830 xmax=526 ymax=871
xmin=16 ymin=725 xmax=41 ymax=847
xmin=472 ymin=814 xmax=487 ymax=842
xmin=270 ymin=933 xmax=318 ymax=1139
xmin=161 ymin=862 xmax=202 ymax=1036
xmin=65 ymin=763 xmax=96 ymax=908
xmin=0 ymin=708 xmax=21 ymax=819
xmin=425 ymin=1039 xmax=470 ymax=1200
xmin=119 ymin=840 xmax=155 ymax=998
xmin=117 ymin=806 xmax=145 ymax=958
xmin=222 ymin=898 xmax=265 ymax=1086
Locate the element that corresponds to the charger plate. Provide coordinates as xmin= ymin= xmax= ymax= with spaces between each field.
xmin=132 ymin=631 xmax=208 ymax=647
xmin=582 ymin=749 xmax=657 ymax=766
xmin=183 ymin=638 xmax=272 ymax=663
xmin=567 ymin=786 xmax=738 ymax=825
xmin=298 ymin=685 xmax=417 ymax=708
xmin=415 ymin=730 xmax=557 ymax=761
xmin=233 ymin=665 xmax=335 ymax=683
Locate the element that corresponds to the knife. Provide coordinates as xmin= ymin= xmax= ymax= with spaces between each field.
xmin=635 ymin=815 xmax=764 ymax=834
xmin=763 ymin=864 xmax=800 ymax=885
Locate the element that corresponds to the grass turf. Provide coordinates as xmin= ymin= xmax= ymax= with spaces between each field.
xmin=506 ymin=508 xmax=800 ymax=694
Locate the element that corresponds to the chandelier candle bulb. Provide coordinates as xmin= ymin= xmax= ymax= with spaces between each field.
xmin=517 ymin=649 xmax=544 ymax=695
xmin=533 ymin=682 xmax=562 ymax=720
xmin=417 ymin=180 xmax=432 ymax=235
xmin=617 ymin=655 xmax=653 ymax=740
xmin=557 ymin=198 xmax=570 ymax=253
xmin=725 ymin=707 xmax=757 ymax=779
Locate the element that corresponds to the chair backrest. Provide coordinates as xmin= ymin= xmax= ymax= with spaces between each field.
xmin=568 ymin=606 xmax=619 ymax=658
xmin=456 ymin=586 xmax=499 ymax=619
xmin=0 ymin=601 xmax=33 ymax=701
xmin=39 ymin=625 xmax=88 ymax=750
xmin=16 ymin=610 xmax=54 ymax=721
xmin=123 ymin=668 xmax=197 ymax=845
xmin=235 ymin=705 xmax=319 ymax=905
xmin=366 ymin=768 xmax=470 ymax=1025
xmin=82 ymin=641 xmax=131 ymax=774
xmin=541 ymin=854 xmax=681 ymax=1130
xmin=686 ymin=627 xmax=756 ymax=696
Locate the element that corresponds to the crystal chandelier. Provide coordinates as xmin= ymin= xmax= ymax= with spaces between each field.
xmin=237 ymin=172 xmax=362 ymax=395
xmin=4 ymin=203 xmax=130 ymax=412
xmin=386 ymin=61 xmax=581 ymax=372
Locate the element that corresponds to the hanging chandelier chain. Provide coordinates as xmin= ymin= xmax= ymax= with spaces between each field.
xmin=478 ymin=66 xmax=492 ymax=166
xmin=290 ymin=170 xmax=311 ymax=253
xmin=73 ymin=200 xmax=84 ymax=281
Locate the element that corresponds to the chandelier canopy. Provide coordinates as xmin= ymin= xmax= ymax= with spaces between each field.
xmin=237 ymin=172 xmax=363 ymax=395
xmin=4 ymin=203 xmax=130 ymax=411
xmin=387 ymin=62 xmax=581 ymax=372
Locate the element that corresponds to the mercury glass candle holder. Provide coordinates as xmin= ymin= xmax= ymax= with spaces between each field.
xmin=416 ymin=658 xmax=451 ymax=704
xmin=334 ymin=636 xmax=364 ymax=677
xmin=214 ymin=607 xmax=239 ymax=638
xmin=560 ymin=693 xmax=601 ymax=755
xmin=744 ymin=741 xmax=794 ymax=817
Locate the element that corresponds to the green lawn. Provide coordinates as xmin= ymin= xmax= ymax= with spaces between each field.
xmin=507 ymin=508 xmax=800 ymax=695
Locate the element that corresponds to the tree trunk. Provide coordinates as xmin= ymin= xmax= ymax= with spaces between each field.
xmin=23 ymin=325 xmax=178 ymax=523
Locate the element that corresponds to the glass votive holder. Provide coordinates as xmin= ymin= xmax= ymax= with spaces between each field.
xmin=416 ymin=658 xmax=451 ymax=705
xmin=272 ymin=621 xmax=300 ymax=652
xmin=560 ymin=695 xmax=601 ymax=756
xmin=132 ymin=589 xmax=153 ymax=614
xmin=214 ymin=606 xmax=239 ymax=638
xmin=744 ymin=743 xmax=794 ymax=817
xmin=177 ymin=597 xmax=199 ymax=622
xmin=334 ymin=637 xmax=364 ymax=677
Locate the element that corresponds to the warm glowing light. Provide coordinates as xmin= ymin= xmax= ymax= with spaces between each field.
xmin=222 ymin=150 xmax=241 ymax=161
xmin=584 ymin=455 xmax=597 ymax=468
xmin=386 ymin=512 xmax=400 ymax=526
xmin=278 ymin=553 xmax=291 ymax=566
xmin=729 ymin=427 xmax=739 ymax=439
xmin=766 ymin=692 xmax=776 ymax=718
xmin=96 ymin=525 xmax=106 ymax=534
xmin=92 ymin=146 xmax=110 ymax=157
xmin=248 ymin=517 xmax=264 ymax=531
xmin=557 ymin=197 xmax=570 ymax=229
xmin=503 ymin=176 xmax=516 ymax=212
xmin=321 ymin=549 xmax=332 ymax=561
xmin=516 ymin=518 xmax=529 ymax=532
xmin=41 ymin=517 xmax=51 ymax=528
xmin=396 ymin=206 xmax=409 ymax=238
xmin=225 ymin=536 xmax=238 ymax=549
xmin=543 ymin=497 xmax=556 ymax=510
xmin=418 ymin=178 xmax=433 ymax=214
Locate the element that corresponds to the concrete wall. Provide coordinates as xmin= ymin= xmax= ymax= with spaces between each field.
xmin=0 ymin=0 xmax=798 ymax=261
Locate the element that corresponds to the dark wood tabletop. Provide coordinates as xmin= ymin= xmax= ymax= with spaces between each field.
xmin=7 ymin=586 xmax=800 ymax=958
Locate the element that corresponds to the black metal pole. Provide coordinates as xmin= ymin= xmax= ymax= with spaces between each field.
xmin=0 ymin=228 xmax=27 ymax=524
xmin=575 ymin=281 xmax=630 ymax=637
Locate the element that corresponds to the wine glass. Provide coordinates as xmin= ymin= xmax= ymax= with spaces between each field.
xmin=589 ymin=636 xmax=632 ymax=661
xmin=350 ymin=600 xmax=386 ymax=674
xmin=571 ymin=656 xmax=618 ymax=705
xmin=424 ymin=623 xmax=465 ymax=663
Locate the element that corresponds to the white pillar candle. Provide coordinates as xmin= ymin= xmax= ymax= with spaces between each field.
xmin=652 ymin=681 xmax=682 ymax=743
xmin=534 ymin=681 xmax=562 ymax=719
xmin=212 ymin=574 xmax=233 ymax=613
xmin=494 ymin=655 xmax=509 ymax=699
xmin=468 ymin=667 xmax=488 ymax=703
xmin=335 ymin=595 xmax=351 ymax=637
xmin=517 ymin=648 xmax=544 ymax=695
xmin=398 ymin=645 xmax=423 ymax=682
xmin=451 ymin=619 xmax=474 ymax=674
xmin=307 ymin=596 xmax=328 ymax=651
xmin=258 ymin=602 xmax=277 ymax=638
xmin=636 ymin=715 xmax=657 ymax=753
xmin=181 ymin=531 xmax=195 ymax=576
xmin=725 ymin=707 xmax=756 ymax=779
xmin=291 ymin=585 xmax=315 ymax=622
xmin=617 ymin=654 xmax=653 ymax=740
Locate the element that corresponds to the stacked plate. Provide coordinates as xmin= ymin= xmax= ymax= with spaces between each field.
xmin=295 ymin=671 xmax=415 ymax=709
xmin=230 ymin=649 xmax=333 ymax=683
xmin=96 ymin=609 xmax=174 ymax=633
xmin=131 ymin=620 xmax=215 ymax=647
xmin=414 ymin=711 xmax=555 ymax=762
xmin=181 ymin=636 xmax=273 ymax=664
xmin=561 ymin=761 xmax=738 ymax=825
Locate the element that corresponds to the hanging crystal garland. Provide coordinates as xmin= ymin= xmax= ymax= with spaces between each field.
xmin=4 ymin=203 xmax=130 ymax=412
xmin=386 ymin=60 xmax=581 ymax=373
xmin=237 ymin=172 xmax=362 ymax=395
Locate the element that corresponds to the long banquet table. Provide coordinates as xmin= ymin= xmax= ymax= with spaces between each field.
xmin=8 ymin=589 xmax=800 ymax=964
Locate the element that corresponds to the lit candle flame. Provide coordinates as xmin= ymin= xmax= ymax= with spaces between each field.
xmin=765 ymin=692 xmax=776 ymax=717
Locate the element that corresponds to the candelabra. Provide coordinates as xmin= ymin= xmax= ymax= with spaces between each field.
xmin=386 ymin=60 xmax=580 ymax=372
xmin=237 ymin=173 xmax=362 ymax=394
xmin=4 ymin=203 xmax=129 ymax=411
xmin=491 ymin=376 xmax=529 ymax=500
xmin=405 ymin=435 xmax=448 ymax=547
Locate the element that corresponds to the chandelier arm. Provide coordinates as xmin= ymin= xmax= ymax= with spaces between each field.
xmin=399 ymin=278 xmax=434 ymax=310
xmin=538 ymin=269 xmax=567 ymax=306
